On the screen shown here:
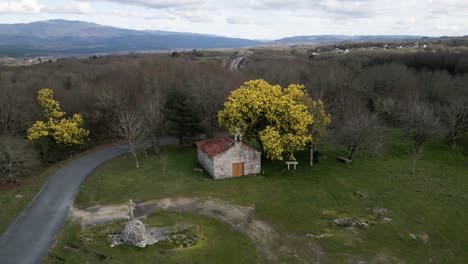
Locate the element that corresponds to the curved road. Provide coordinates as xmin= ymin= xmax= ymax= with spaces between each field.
xmin=0 ymin=138 xmax=177 ymax=264
xmin=229 ymin=57 xmax=246 ymax=71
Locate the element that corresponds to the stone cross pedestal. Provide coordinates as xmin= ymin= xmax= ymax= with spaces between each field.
xmin=128 ymin=199 xmax=136 ymax=219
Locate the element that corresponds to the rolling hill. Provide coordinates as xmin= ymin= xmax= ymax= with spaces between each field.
xmin=1 ymin=20 xmax=460 ymax=57
xmin=271 ymin=35 xmax=426 ymax=45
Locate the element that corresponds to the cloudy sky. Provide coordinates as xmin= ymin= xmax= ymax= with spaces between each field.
xmin=0 ymin=0 xmax=467 ymax=39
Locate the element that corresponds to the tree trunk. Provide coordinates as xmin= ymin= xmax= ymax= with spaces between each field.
xmin=347 ymin=144 xmax=355 ymax=160
xmin=411 ymin=143 xmax=423 ymax=173
xmin=151 ymin=136 xmax=160 ymax=154
xmin=255 ymin=136 xmax=265 ymax=159
xmin=310 ymin=145 xmax=315 ymax=167
xmin=208 ymin=114 xmax=215 ymax=138
xmin=129 ymin=143 xmax=140 ymax=169
xmin=6 ymin=153 xmax=16 ymax=183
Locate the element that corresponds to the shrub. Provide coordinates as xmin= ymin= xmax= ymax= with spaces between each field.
xmin=0 ymin=136 xmax=39 ymax=184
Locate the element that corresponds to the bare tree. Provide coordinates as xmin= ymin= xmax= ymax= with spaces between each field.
xmin=400 ymin=101 xmax=440 ymax=173
xmin=142 ymin=98 xmax=168 ymax=155
xmin=92 ymin=85 xmax=125 ymax=138
xmin=0 ymin=86 xmax=31 ymax=135
xmin=190 ymin=66 xmax=233 ymax=138
xmin=0 ymin=136 xmax=39 ymax=184
xmin=441 ymin=97 xmax=467 ymax=149
xmin=334 ymin=110 xmax=383 ymax=161
xmin=112 ymin=111 xmax=144 ymax=168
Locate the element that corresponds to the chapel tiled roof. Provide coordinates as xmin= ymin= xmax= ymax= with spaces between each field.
xmin=195 ymin=137 xmax=258 ymax=158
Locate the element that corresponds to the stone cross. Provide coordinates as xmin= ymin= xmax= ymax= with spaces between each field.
xmin=234 ymin=128 xmax=243 ymax=142
xmin=128 ymin=199 xmax=136 ymax=219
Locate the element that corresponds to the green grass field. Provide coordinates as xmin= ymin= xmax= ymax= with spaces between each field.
xmin=0 ymin=163 xmax=62 ymax=234
xmin=47 ymin=130 xmax=468 ymax=263
xmin=45 ymin=211 xmax=258 ymax=264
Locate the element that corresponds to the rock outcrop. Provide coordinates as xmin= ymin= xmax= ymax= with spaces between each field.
xmin=366 ymin=207 xmax=388 ymax=220
xmin=122 ymin=219 xmax=146 ymax=247
xmin=332 ymin=217 xmax=369 ymax=229
xmin=108 ymin=219 xmax=199 ymax=248
xmin=353 ymin=191 xmax=369 ymax=200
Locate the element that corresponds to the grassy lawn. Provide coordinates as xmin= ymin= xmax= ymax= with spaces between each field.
xmin=51 ymin=130 xmax=467 ymax=263
xmin=194 ymin=58 xmax=219 ymax=64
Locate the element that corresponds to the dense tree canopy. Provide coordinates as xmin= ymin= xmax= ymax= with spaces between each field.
xmin=0 ymin=49 xmax=465 ymax=169
xmin=218 ymin=79 xmax=313 ymax=160
xmin=164 ymin=89 xmax=202 ymax=145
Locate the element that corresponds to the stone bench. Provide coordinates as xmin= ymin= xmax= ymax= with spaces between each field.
xmin=193 ymin=168 xmax=203 ymax=174
xmin=285 ymin=161 xmax=298 ymax=170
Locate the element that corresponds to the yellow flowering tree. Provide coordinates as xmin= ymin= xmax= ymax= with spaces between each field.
xmin=304 ymin=97 xmax=331 ymax=166
xmin=27 ymin=89 xmax=89 ymax=156
xmin=218 ymin=79 xmax=313 ymax=160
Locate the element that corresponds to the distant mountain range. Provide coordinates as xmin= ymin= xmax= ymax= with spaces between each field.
xmin=0 ymin=20 xmax=263 ymax=57
xmin=0 ymin=20 xmax=433 ymax=57
xmin=271 ymin=35 xmax=426 ymax=45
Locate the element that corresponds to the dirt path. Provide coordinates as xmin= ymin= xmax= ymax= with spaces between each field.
xmin=71 ymin=197 xmax=326 ymax=263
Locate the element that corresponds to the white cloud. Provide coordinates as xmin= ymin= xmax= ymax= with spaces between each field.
xmin=0 ymin=0 xmax=93 ymax=15
xmin=92 ymin=0 xmax=205 ymax=9
xmin=226 ymin=16 xmax=253 ymax=25
xmin=247 ymin=0 xmax=308 ymax=10
xmin=320 ymin=0 xmax=371 ymax=18
xmin=244 ymin=0 xmax=372 ymax=16
xmin=170 ymin=7 xmax=220 ymax=22
xmin=111 ymin=9 xmax=176 ymax=20
xmin=111 ymin=9 xmax=139 ymax=17
xmin=0 ymin=0 xmax=43 ymax=14
xmin=93 ymin=0 xmax=215 ymax=23
xmin=45 ymin=1 xmax=93 ymax=14
xmin=435 ymin=25 xmax=459 ymax=32
xmin=0 ymin=0 xmax=467 ymax=39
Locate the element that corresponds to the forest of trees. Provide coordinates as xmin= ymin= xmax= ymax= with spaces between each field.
xmin=0 ymin=48 xmax=467 ymax=183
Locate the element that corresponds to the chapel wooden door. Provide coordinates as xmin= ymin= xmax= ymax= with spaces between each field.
xmin=232 ymin=162 xmax=244 ymax=177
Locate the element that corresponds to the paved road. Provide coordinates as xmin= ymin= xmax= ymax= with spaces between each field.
xmin=0 ymin=145 xmax=129 ymax=264
xmin=0 ymin=137 xmax=178 ymax=264
xmin=229 ymin=57 xmax=246 ymax=71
